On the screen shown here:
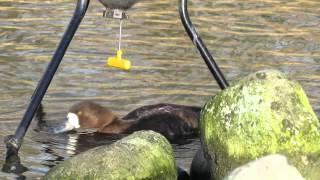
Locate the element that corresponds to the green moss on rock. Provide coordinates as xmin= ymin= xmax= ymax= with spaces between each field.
xmin=200 ymin=69 xmax=320 ymax=180
xmin=44 ymin=131 xmax=177 ymax=180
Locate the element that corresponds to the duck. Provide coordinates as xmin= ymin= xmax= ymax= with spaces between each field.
xmin=49 ymin=100 xmax=202 ymax=141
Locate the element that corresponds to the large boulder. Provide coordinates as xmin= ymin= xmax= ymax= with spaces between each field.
xmin=200 ymin=70 xmax=320 ymax=180
xmin=44 ymin=131 xmax=177 ymax=179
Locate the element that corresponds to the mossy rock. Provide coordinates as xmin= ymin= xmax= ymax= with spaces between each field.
xmin=44 ymin=131 xmax=177 ymax=180
xmin=200 ymin=69 xmax=320 ymax=180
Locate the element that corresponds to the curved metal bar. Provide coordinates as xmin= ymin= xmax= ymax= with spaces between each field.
xmin=179 ymin=0 xmax=229 ymax=89
xmin=5 ymin=0 xmax=90 ymax=155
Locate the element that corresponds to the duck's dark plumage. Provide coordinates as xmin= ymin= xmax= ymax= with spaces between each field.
xmin=122 ymin=104 xmax=201 ymax=140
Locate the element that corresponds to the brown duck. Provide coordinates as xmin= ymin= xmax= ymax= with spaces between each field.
xmin=52 ymin=100 xmax=201 ymax=141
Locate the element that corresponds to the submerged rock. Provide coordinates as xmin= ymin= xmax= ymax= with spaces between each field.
xmin=200 ymin=70 xmax=320 ymax=180
xmin=190 ymin=148 xmax=211 ymax=180
xmin=44 ymin=131 xmax=177 ymax=180
xmin=224 ymin=154 xmax=304 ymax=180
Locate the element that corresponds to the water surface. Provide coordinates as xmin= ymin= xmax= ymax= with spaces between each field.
xmin=0 ymin=0 xmax=319 ymax=178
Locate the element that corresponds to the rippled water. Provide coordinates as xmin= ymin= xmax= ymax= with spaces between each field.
xmin=0 ymin=0 xmax=319 ymax=178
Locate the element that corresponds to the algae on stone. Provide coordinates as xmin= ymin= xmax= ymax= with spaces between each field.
xmin=44 ymin=131 xmax=177 ymax=180
xmin=200 ymin=69 xmax=320 ymax=180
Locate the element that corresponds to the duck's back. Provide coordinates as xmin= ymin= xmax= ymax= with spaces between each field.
xmin=122 ymin=104 xmax=202 ymax=141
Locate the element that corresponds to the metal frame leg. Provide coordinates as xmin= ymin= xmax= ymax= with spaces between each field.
xmin=179 ymin=1 xmax=228 ymax=179
xmin=5 ymin=0 xmax=90 ymax=156
xmin=179 ymin=0 xmax=229 ymax=89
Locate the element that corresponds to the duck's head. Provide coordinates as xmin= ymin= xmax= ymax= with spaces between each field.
xmin=50 ymin=101 xmax=117 ymax=134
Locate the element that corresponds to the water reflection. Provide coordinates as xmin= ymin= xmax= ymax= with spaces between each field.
xmin=0 ymin=0 xmax=319 ymax=178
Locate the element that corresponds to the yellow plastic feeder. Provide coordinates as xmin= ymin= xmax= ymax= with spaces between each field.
xmin=107 ymin=49 xmax=131 ymax=70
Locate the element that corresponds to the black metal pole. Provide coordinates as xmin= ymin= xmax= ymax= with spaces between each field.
xmin=179 ymin=0 xmax=229 ymax=89
xmin=5 ymin=0 xmax=90 ymax=154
